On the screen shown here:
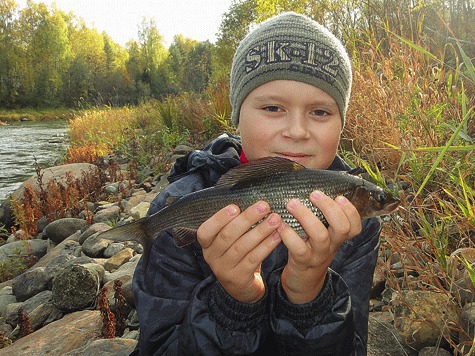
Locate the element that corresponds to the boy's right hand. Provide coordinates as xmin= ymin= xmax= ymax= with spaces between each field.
xmin=197 ymin=201 xmax=282 ymax=304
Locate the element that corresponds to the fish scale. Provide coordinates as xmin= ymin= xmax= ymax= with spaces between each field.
xmin=99 ymin=157 xmax=400 ymax=269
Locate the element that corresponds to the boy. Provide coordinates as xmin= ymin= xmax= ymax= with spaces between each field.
xmin=132 ymin=12 xmax=380 ymax=355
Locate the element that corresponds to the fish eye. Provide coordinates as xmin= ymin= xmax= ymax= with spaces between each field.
xmin=375 ymin=192 xmax=387 ymax=203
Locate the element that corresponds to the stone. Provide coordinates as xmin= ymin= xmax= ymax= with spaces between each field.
xmin=0 ymin=239 xmax=48 ymax=264
xmin=43 ymin=218 xmax=87 ymax=244
xmin=459 ymin=302 xmax=475 ymax=350
xmin=104 ymin=182 xmax=119 ymax=195
xmin=371 ymin=260 xmax=386 ymax=299
xmin=79 ymin=222 xmax=111 ymax=244
xmin=93 ymin=205 xmax=121 ymax=224
xmin=0 ymin=310 xmax=102 ymax=355
xmin=392 ymin=290 xmax=458 ymax=351
xmin=367 ymin=311 xmax=417 ymax=356
xmin=103 ymin=256 xmax=139 ymax=284
xmin=418 ymin=346 xmax=452 ymax=355
xmin=104 ymin=248 xmax=135 ymax=272
xmin=5 ymin=290 xmax=52 ymax=327
xmin=447 ymin=248 xmax=475 ymax=305
xmin=0 ymin=287 xmax=17 ymax=317
xmin=28 ymin=302 xmax=63 ymax=331
xmin=63 ymin=337 xmax=138 ymax=356
xmin=12 ymin=267 xmax=52 ymax=302
xmin=130 ymin=201 xmax=150 ymax=220
xmin=82 ymin=233 xmax=112 ymax=257
xmin=51 ymin=264 xmax=100 ymax=312
xmin=104 ymin=242 xmax=126 ymax=258
xmin=33 ymin=239 xmax=81 ymax=268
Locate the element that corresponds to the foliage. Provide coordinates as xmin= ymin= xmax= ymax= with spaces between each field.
xmin=97 ymin=286 xmax=115 ymax=339
xmin=11 ymin=163 xmax=106 ymax=238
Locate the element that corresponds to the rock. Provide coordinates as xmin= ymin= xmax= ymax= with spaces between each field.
xmin=43 ymin=218 xmax=87 ymax=244
xmin=447 ymin=248 xmax=475 ymax=305
xmin=367 ymin=311 xmax=417 ymax=356
xmin=33 ymin=239 xmax=81 ymax=268
xmin=5 ymin=290 xmax=52 ymax=327
xmin=44 ymin=254 xmax=77 ymax=277
xmin=459 ymin=302 xmax=475 ymax=352
xmin=104 ymin=248 xmax=135 ymax=272
xmin=123 ymin=193 xmax=155 ymax=215
xmin=63 ymin=337 xmax=138 ymax=356
xmin=93 ymin=205 xmax=121 ymax=224
xmin=12 ymin=267 xmax=52 ymax=302
xmin=104 ymin=182 xmax=119 ymax=195
xmin=28 ymin=302 xmax=63 ymax=331
xmin=104 ymin=255 xmax=139 ymax=285
xmin=418 ymin=346 xmax=452 ymax=355
xmin=0 ymin=310 xmax=102 ymax=355
xmin=79 ymin=222 xmax=111 ymax=244
xmin=371 ymin=260 xmax=386 ymax=299
xmin=391 ymin=290 xmax=458 ymax=351
xmin=82 ymin=233 xmax=112 ymax=257
xmin=130 ymin=202 xmax=150 ymax=220
xmin=51 ymin=264 xmax=100 ymax=312
xmin=0 ymin=287 xmax=16 ymax=317
xmin=104 ymin=242 xmax=126 ymax=258
xmin=0 ymin=239 xmax=48 ymax=264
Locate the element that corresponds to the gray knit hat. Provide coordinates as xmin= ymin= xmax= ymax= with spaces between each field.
xmin=230 ymin=12 xmax=352 ymax=128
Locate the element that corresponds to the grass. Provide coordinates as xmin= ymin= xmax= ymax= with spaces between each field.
xmin=0 ymin=107 xmax=78 ymax=123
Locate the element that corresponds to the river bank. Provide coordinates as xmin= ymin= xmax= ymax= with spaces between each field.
xmin=0 ymin=144 xmax=470 ymax=354
xmin=0 ymin=108 xmax=79 ymax=124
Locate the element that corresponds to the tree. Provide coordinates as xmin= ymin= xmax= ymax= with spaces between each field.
xmin=0 ymin=0 xmax=20 ymax=107
xmin=20 ymin=2 xmax=71 ymax=107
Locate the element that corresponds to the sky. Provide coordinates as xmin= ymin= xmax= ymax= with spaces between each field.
xmin=16 ymin=0 xmax=234 ymax=47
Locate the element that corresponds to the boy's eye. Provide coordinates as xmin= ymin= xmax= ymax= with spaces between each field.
xmin=263 ymin=105 xmax=280 ymax=112
xmin=312 ymin=109 xmax=329 ymax=116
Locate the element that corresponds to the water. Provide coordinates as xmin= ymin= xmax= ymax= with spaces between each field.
xmin=0 ymin=120 xmax=69 ymax=201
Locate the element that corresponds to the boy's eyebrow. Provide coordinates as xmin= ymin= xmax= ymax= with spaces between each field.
xmin=252 ymin=95 xmax=338 ymax=107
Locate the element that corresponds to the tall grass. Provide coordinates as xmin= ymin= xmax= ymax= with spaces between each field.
xmin=341 ymin=27 xmax=474 ymax=353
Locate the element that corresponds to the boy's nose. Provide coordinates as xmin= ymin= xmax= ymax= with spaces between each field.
xmin=282 ymin=112 xmax=310 ymax=140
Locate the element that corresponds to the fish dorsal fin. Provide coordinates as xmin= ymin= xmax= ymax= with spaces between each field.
xmin=216 ymin=157 xmax=305 ymax=188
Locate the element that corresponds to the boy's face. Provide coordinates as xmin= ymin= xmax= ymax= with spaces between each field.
xmin=237 ymin=80 xmax=342 ymax=169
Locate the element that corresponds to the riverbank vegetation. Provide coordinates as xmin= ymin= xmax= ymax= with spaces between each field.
xmin=3 ymin=0 xmax=475 ymax=351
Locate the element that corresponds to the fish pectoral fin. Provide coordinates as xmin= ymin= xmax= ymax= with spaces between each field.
xmin=172 ymin=227 xmax=198 ymax=247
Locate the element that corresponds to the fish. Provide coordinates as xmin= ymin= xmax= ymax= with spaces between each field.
xmin=98 ymin=157 xmax=400 ymax=267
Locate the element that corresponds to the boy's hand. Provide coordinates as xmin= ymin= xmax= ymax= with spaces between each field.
xmin=197 ymin=201 xmax=282 ymax=304
xmin=279 ymin=190 xmax=362 ymax=304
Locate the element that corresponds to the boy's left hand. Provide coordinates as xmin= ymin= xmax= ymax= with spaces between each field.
xmin=278 ymin=190 xmax=362 ymax=304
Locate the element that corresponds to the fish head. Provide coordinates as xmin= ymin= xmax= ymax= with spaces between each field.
xmin=350 ymin=184 xmax=400 ymax=219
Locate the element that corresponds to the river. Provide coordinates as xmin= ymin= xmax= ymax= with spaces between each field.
xmin=0 ymin=120 xmax=69 ymax=202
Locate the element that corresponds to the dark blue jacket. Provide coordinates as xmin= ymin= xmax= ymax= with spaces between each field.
xmin=132 ymin=134 xmax=381 ymax=355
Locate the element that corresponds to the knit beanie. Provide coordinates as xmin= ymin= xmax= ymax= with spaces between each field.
xmin=230 ymin=12 xmax=352 ymax=128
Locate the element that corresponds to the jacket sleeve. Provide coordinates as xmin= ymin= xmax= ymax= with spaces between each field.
xmin=133 ymin=233 xmax=271 ymax=355
xmin=269 ymin=269 xmax=356 ymax=355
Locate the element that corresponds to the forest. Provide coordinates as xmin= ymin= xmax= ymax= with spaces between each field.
xmin=0 ymin=0 xmax=473 ymax=109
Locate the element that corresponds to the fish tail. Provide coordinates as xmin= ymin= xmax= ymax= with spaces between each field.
xmin=99 ymin=218 xmax=159 ymax=269
xmin=99 ymin=219 xmax=148 ymax=245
